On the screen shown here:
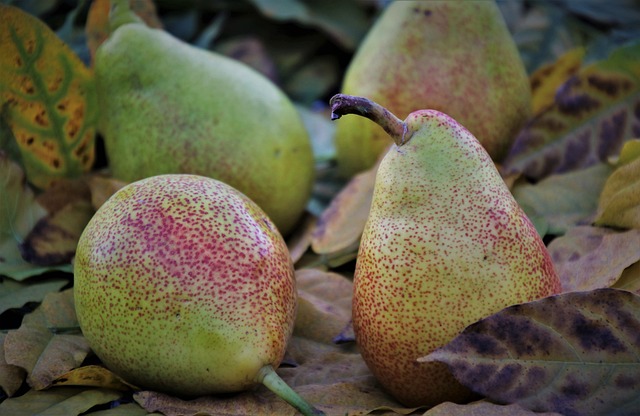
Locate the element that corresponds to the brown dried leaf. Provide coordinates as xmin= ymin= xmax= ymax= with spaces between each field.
xmin=0 ymin=333 xmax=26 ymax=397
xmin=311 ymin=165 xmax=375 ymax=256
xmin=547 ymin=225 xmax=640 ymax=292
xmin=595 ymin=139 xmax=640 ymax=229
xmin=287 ymin=213 xmax=315 ymax=264
xmin=502 ymin=42 xmax=640 ymax=180
xmin=4 ymin=289 xmax=90 ymax=390
xmin=0 ymin=386 xmax=121 ymax=415
xmin=424 ymin=400 xmax=563 ymax=416
xmin=420 ymin=288 xmax=640 ymax=416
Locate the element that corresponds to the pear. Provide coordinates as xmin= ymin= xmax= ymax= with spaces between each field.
xmin=94 ymin=0 xmax=314 ymax=236
xmin=335 ymin=0 xmax=531 ymax=177
xmin=330 ymin=94 xmax=561 ymax=407
xmin=74 ymin=174 xmax=323 ymax=416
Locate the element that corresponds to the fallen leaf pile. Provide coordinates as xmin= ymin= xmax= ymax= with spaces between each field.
xmin=2 ymin=1 xmax=640 ymax=415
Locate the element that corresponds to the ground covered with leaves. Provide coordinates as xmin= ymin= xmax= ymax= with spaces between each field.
xmin=1 ymin=0 xmax=640 ymax=415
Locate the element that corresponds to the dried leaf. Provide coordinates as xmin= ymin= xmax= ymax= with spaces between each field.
xmin=595 ymin=139 xmax=640 ymax=229
xmin=84 ymin=174 xmax=127 ymax=210
xmin=0 ymin=277 xmax=68 ymax=314
xmin=312 ymin=165 xmax=375 ymax=256
xmin=420 ymin=288 xmax=640 ymax=416
xmin=512 ymin=163 xmax=612 ymax=236
xmin=4 ymin=289 xmax=90 ymax=390
xmin=0 ymin=4 xmax=98 ymax=189
xmin=0 ymin=333 xmax=26 ymax=397
xmin=502 ymin=41 xmax=640 ymax=180
xmin=0 ymin=153 xmax=51 ymax=280
xmin=530 ymin=47 xmax=586 ymax=116
xmin=88 ymin=402 xmax=153 ymax=416
xmin=424 ymin=400 xmax=563 ymax=416
xmin=15 ymin=178 xmax=95 ymax=268
xmin=613 ymin=261 xmax=640 ymax=295
xmin=0 ymin=386 xmax=121 ymax=415
xmin=51 ymin=365 xmax=138 ymax=391
xmin=287 ymin=213 xmax=315 ymax=265
xmin=85 ymin=0 xmax=163 ymax=65
xmin=547 ymin=226 xmax=640 ymax=292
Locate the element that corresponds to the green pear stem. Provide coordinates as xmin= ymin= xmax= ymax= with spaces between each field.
xmin=109 ymin=0 xmax=144 ymax=32
xmin=255 ymin=365 xmax=325 ymax=416
xmin=329 ymin=94 xmax=410 ymax=146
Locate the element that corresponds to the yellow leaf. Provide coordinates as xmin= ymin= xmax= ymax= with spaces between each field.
xmin=612 ymin=261 xmax=640 ymax=295
xmin=595 ymin=141 xmax=640 ymax=229
xmin=51 ymin=365 xmax=138 ymax=391
xmin=0 ymin=5 xmax=97 ymax=189
xmin=530 ymin=47 xmax=585 ymax=116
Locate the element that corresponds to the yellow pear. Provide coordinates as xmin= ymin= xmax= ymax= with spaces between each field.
xmin=330 ymin=94 xmax=561 ymax=407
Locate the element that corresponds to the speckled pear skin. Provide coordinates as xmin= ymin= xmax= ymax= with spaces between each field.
xmin=336 ymin=0 xmax=531 ymax=177
xmin=74 ymin=174 xmax=297 ymax=396
xmin=94 ymin=11 xmax=314 ymax=236
xmin=353 ymin=111 xmax=561 ymax=407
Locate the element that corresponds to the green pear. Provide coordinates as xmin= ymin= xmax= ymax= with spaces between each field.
xmin=74 ymin=174 xmax=323 ymax=416
xmin=95 ymin=0 xmax=314 ymax=236
xmin=330 ymin=94 xmax=561 ymax=407
xmin=335 ymin=0 xmax=531 ymax=177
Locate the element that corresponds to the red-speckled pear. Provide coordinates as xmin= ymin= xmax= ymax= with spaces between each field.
xmin=74 ymin=175 xmax=323 ymax=416
xmin=95 ymin=0 xmax=314 ymax=236
xmin=335 ymin=0 xmax=531 ymax=177
xmin=330 ymin=95 xmax=561 ymax=407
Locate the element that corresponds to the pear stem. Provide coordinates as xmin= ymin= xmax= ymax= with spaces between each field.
xmin=256 ymin=365 xmax=325 ymax=416
xmin=109 ymin=0 xmax=144 ymax=33
xmin=329 ymin=94 xmax=410 ymax=146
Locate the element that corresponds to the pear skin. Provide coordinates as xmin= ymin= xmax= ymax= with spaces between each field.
xmin=331 ymin=94 xmax=561 ymax=407
xmin=335 ymin=0 xmax=531 ymax=177
xmin=95 ymin=1 xmax=314 ymax=235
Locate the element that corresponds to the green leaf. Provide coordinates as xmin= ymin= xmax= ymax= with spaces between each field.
xmin=420 ymin=288 xmax=640 ymax=416
xmin=0 ymin=387 xmax=121 ymax=416
xmin=0 ymin=277 xmax=67 ymax=315
xmin=512 ymin=163 xmax=613 ymax=236
xmin=0 ymin=4 xmax=97 ymax=189
xmin=0 ymin=152 xmax=50 ymax=280
xmin=502 ymin=41 xmax=640 ymax=180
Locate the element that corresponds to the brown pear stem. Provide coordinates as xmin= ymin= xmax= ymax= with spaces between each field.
xmin=329 ymin=94 xmax=410 ymax=146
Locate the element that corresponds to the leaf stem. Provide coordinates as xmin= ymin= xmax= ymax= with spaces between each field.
xmin=255 ymin=365 xmax=325 ymax=416
xmin=329 ymin=94 xmax=410 ymax=146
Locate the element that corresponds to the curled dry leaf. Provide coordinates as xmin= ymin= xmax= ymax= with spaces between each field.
xmin=20 ymin=179 xmax=94 ymax=266
xmin=51 ymin=365 xmax=139 ymax=391
xmin=595 ymin=139 xmax=640 ymax=229
xmin=613 ymin=261 xmax=640 ymax=295
xmin=311 ymin=165 xmax=376 ymax=256
xmin=420 ymin=288 xmax=640 ymax=416
xmin=4 ymin=289 xmax=90 ymax=390
xmin=547 ymin=225 xmax=640 ymax=292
